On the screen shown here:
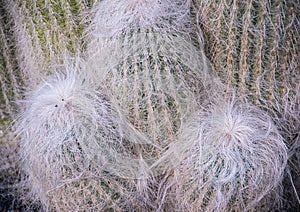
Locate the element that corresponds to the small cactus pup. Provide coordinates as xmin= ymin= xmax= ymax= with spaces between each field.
xmin=15 ymin=63 xmax=155 ymax=211
xmin=162 ymin=98 xmax=288 ymax=211
xmin=87 ymin=0 xmax=221 ymax=147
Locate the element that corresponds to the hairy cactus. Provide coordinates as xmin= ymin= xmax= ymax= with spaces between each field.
xmin=6 ymin=0 xmax=95 ymax=86
xmin=193 ymin=0 xmax=300 ymax=208
xmin=0 ymin=2 xmax=25 ymax=210
xmin=161 ymin=98 xmax=287 ymax=211
xmin=16 ymin=66 xmax=157 ymax=210
xmin=87 ymin=0 xmax=221 ymax=146
xmin=0 ymin=1 xmax=96 ymax=209
xmin=85 ymin=0 xmax=224 ymax=208
xmin=0 ymin=1 xmax=24 ymax=133
xmin=0 ymin=0 xmax=298 ymax=210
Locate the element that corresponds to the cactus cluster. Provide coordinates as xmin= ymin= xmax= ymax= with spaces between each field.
xmin=0 ymin=0 xmax=299 ymax=211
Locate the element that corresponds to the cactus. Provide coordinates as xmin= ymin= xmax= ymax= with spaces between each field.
xmin=16 ymin=66 xmax=157 ymax=210
xmin=159 ymin=97 xmax=287 ymax=210
xmin=87 ymin=0 xmax=221 ymax=147
xmin=193 ymin=0 xmax=300 ymax=208
xmin=0 ymin=0 xmax=298 ymax=210
xmin=86 ymin=2 xmax=225 ymax=207
xmin=0 ymin=2 xmax=26 ymax=210
xmin=7 ymin=0 xmax=95 ymax=86
xmin=1 ymin=0 xmax=95 ymax=210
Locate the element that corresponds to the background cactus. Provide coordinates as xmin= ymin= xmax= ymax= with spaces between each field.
xmin=8 ymin=0 xmax=95 ymax=85
xmin=0 ymin=0 xmax=299 ymax=210
xmin=193 ymin=0 xmax=300 ymax=209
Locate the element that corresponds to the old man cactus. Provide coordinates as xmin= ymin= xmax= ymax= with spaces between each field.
xmin=0 ymin=0 xmax=298 ymax=211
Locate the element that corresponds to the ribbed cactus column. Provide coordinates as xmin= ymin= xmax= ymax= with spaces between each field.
xmin=194 ymin=0 xmax=300 ymax=209
xmin=1 ymin=0 xmax=96 ymax=210
xmin=162 ymin=99 xmax=287 ymax=211
xmin=87 ymin=0 xmax=219 ymax=147
xmin=8 ymin=0 xmax=95 ymax=86
xmin=194 ymin=0 xmax=299 ymax=133
xmin=0 ymin=2 xmax=26 ymax=210
xmin=86 ymin=0 xmax=221 ymax=208
xmin=0 ymin=1 xmax=24 ymax=136
xmin=16 ymin=69 xmax=151 ymax=211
